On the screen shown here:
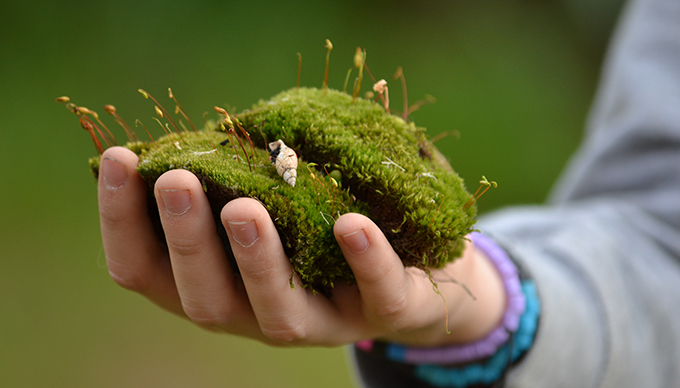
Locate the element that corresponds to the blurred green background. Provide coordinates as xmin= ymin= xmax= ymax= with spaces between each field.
xmin=1 ymin=0 xmax=623 ymax=386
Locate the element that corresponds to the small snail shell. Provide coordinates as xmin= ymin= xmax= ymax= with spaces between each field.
xmin=268 ymin=139 xmax=298 ymax=187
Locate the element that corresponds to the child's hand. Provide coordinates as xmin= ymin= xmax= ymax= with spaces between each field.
xmin=98 ymin=146 xmax=506 ymax=347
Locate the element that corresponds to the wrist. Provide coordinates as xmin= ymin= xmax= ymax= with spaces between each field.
xmin=415 ymin=234 xmax=509 ymax=347
xmin=367 ymin=233 xmax=509 ymax=348
xmin=443 ymin=236 xmax=508 ymax=345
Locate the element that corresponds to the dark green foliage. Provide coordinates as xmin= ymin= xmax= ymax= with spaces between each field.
xmin=91 ymin=87 xmax=477 ymax=288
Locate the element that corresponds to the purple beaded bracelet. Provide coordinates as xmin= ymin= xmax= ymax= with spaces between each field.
xmin=355 ymin=232 xmax=526 ymax=365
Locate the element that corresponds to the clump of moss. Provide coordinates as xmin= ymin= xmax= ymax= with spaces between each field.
xmin=87 ymin=87 xmax=477 ymax=289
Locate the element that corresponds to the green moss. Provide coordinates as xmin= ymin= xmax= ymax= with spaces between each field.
xmin=91 ymin=87 xmax=477 ymax=289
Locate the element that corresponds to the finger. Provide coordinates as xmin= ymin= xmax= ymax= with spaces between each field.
xmin=221 ymin=198 xmax=342 ymax=344
xmin=154 ymin=170 xmax=258 ymax=335
xmin=335 ymin=214 xmax=493 ymax=345
xmin=98 ymin=147 xmax=182 ymax=315
xmin=334 ymin=213 xmax=432 ymax=330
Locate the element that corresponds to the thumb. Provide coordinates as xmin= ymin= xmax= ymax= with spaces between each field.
xmin=334 ymin=213 xmax=413 ymax=323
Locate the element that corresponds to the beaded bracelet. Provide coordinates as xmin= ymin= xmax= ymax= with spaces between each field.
xmin=356 ymin=232 xmax=528 ymax=364
xmin=354 ymin=232 xmax=541 ymax=387
xmin=413 ymin=280 xmax=540 ymax=387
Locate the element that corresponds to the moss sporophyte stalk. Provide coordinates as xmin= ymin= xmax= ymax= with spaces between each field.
xmin=59 ymin=44 xmax=494 ymax=291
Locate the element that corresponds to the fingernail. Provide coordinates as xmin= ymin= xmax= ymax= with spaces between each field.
xmin=341 ymin=229 xmax=369 ymax=253
xmin=159 ymin=189 xmax=192 ymax=216
xmin=101 ymin=156 xmax=128 ymax=190
xmin=227 ymin=220 xmax=259 ymax=248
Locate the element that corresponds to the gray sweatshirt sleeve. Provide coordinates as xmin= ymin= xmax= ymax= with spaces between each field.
xmin=353 ymin=0 xmax=680 ymax=386
xmin=475 ymin=0 xmax=680 ymax=385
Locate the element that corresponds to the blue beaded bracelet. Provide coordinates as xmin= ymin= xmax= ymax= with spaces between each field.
xmin=413 ymin=280 xmax=540 ymax=388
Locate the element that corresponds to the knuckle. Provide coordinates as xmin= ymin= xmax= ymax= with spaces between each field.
xmin=369 ymin=293 xmax=410 ymax=328
xmin=233 ymin=246 xmax=278 ymax=285
xmin=183 ymin=304 xmax=233 ymax=330
xmin=166 ymin=237 xmax=204 ymax=258
xmin=99 ymin=201 xmax=128 ymax=227
xmin=240 ymin=262 xmax=275 ymax=285
xmin=108 ymin=269 xmax=149 ymax=293
xmin=359 ymin=260 xmax=399 ymax=287
xmin=261 ymin=321 xmax=308 ymax=344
